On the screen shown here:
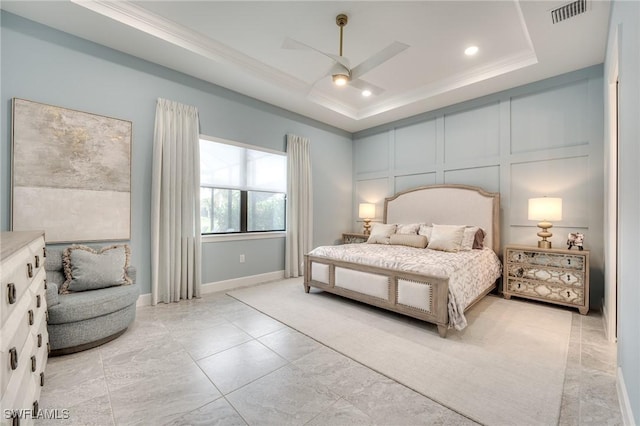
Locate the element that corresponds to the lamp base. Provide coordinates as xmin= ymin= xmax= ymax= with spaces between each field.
xmin=537 ymin=221 xmax=553 ymax=249
xmin=538 ymin=240 xmax=552 ymax=249
xmin=363 ymin=219 xmax=372 ymax=235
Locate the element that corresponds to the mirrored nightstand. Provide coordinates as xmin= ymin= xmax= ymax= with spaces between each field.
xmin=342 ymin=233 xmax=369 ymax=244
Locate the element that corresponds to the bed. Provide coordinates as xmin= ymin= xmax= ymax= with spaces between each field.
xmin=303 ymin=184 xmax=502 ymax=337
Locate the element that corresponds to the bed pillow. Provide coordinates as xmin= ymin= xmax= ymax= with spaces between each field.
xmin=418 ymin=224 xmax=433 ymax=241
xmin=389 ymin=234 xmax=428 ymax=249
xmin=396 ymin=223 xmax=420 ymax=235
xmin=460 ymin=226 xmax=485 ymax=250
xmin=427 ymin=224 xmax=465 ymax=252
xmin=367 ymin=223 xmax=397 ymax=244
xmin=61 ymin=244 xmax=132 ymax=294
xmin=473 ymin=228 xmax=486 ymax=249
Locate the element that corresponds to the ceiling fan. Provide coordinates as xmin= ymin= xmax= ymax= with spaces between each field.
xmin=283 ymin=14 xmax=409 ymax=96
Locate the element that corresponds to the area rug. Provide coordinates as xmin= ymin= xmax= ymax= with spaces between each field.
xmin=228 ymin=278 xmax=572 ymax=426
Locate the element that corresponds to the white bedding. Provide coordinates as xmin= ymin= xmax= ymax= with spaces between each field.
xmin=308 ymin=244 xmax=502 ymax=330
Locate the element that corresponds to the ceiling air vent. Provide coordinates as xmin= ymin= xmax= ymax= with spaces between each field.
xmin=551 ymin=0 xmax=588 ymax=24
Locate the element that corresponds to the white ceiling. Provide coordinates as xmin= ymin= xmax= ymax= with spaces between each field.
xmin=1 ymin=1 xmax=610 ymax=132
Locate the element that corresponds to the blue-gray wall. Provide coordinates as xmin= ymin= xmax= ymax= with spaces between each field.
xmin=606 ymin=1 xmax=640 ymax=423
xmin=352 ymin=66 xmax=605 ymax=309
xmin=0 ymin=12 xmax=353 ymax=294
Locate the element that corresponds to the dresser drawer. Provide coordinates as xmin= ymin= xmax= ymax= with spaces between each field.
xmin=1 ymin=239 xmax=45 ymax=326
xmin=506 ymin=278 xmax=584 ymax=305
xmin=506 ymin=265 xmax=585 ymax=288
xmin=507 ymin=249 xmax=585 ymax=271
xmin=0 ymin=326 xmax=36 ymax=401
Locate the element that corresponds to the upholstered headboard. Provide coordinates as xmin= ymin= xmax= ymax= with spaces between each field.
xmin=384 ymin=184 xmax=500 ymax=254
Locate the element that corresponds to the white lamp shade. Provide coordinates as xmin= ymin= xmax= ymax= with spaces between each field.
xmin=528 ymin=197 xmax=562 ymax=221
xmin=358 ymin=203 xmax=375 ymax=219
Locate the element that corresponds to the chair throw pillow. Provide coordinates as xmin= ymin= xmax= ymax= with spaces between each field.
xmin=60 ymin=244 xmax=132 ymax=294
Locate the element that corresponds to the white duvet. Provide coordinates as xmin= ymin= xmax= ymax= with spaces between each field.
xmin=308 ymin=244 xmax=502 ymax=330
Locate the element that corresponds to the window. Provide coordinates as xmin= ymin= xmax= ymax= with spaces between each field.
xmin=200 ymin=136 xmax=286 ymax=234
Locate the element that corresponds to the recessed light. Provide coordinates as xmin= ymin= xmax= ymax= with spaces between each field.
xmin=464 ymin=46 xmax=479 ymax=56
xmin=362 ymin=89 xmax=372 ymax=97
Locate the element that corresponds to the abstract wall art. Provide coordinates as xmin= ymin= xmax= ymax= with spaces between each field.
xmin=11 ymin=98 xmax=131 ymax=242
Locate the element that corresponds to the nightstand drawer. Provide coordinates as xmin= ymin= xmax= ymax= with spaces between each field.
xmin=507 ymin=249 xmax=585 ymax=271
xmin=506 ymin=278 xmax=584 ymax=305
xmin=506 ymin=265 xmax=584 ymax=288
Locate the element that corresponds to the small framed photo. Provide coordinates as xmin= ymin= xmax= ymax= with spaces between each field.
xmin=566 ymin=232 xmax=584 ymax=250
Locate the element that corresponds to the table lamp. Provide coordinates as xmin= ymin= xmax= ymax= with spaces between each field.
xmin=528 ymin=197 xmax=562 ymax=249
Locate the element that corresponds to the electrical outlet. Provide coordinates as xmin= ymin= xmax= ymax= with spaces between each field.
xmin=239 ymin=254 xmax=245 ymax=263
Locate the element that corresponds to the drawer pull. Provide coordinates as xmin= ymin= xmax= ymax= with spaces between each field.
xmin=35 ymin=255 xmax=40 ymax=268
xmin=9 ymin=347 xmax=18 ymax=370
xmin=44 ymin=279 xmax=48 ymax=290
xmin=43 ymin=247 xmax=47 ymax=258
xmin=7 ymin=283 xmax=16 ymax=304
xmin=33 ymin=400 xmax=39 ymax=416
xmin=28 ymin=309 xmax=34 ymax=325
xmin=40 ymin=372 xmax=45 ymax=387
xmin=568 ymin=259 xmax=571 ymax=265
xmin=38 ymin=333 xmax=42 ymax=347
xmin=31 ymin=355 xmax=36 ymax=372
xmin=27 ymin=262 xmax=33 ymax=278
xmin=36 ymin=294 xmax=41 ymax=308
xmin=567 ymin=291 xmax=571 ymax=297
xmin=47 ymin=342 xmax=50 ymax=354
xmin=45 ymin=310 xmax=49 ymax=322
xmin=567 ymin=274 xmax=571 ymax=281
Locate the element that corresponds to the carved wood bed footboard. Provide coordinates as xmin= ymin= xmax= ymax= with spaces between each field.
xmin=304 ymin=254 xmax=451 ymax=336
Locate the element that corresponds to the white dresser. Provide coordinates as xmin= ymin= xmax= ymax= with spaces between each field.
xmin=1 ymin=231 xmax=48 ymax=425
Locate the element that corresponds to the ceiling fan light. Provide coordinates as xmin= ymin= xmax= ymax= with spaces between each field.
xmin=362 ymin=89 xmax=372 ymax=97
xmin=332 ymin=73 xmax=349 ymax=86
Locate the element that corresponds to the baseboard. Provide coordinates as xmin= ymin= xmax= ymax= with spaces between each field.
xmin=617 ymin=367 xmax=637 ymax=425
xmin=136 ymin=270 xmax=285 ymax=306
xmin=136 ymin=293 xmax=152 ymax=307
xmin=602 ymin=297 xmax=612 ymax=342
xmin=201 ymin=270 xmax=285 ymax=294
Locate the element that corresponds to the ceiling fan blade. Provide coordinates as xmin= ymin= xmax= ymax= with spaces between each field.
xmin=282 ymin=37 xmax=349 ymax=68
xmin=350 ymin=41 xmax=409 ymax=80
xmin=348 ymin=78 xmax=385 ymax=96
xmin=282 ymin=37 xmax=351 ymax=69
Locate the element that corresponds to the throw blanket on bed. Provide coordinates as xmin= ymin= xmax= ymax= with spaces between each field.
xmin=307 ymin=245 xmax=502 ymax=330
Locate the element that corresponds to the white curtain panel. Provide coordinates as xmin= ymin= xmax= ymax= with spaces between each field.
xmin=285 ymin=134 xmax=313 ymax=277
xmin=151 ymin=98 xmax=202 ymax=304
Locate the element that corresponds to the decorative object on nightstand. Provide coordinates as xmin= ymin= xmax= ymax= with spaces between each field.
xmin=528 ymin=197 xmax=562 ymax=248
xmin=358 ymin=203 xmax=375 ymax=235
xmin=566 ymin=232 xmax=584 ymax=250
xmin=503 ymin=245 xmax=589 ymax=315
xmin=342 ymin=232 xmax=369 ymax=244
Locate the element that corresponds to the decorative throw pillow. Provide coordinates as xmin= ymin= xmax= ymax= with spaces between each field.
xmin=60 ymin=244 xmax=132 ymax=294
xmin=427 ymin=224 xmax=465 ymax=252
xmin=418 ymin=224 xmax=433 ymax=242
xmin=473 ymin=228 xmax=486 ymax=249
xmin=366 ymin=223 xmax=397 ymax=244
xmin=396 ymin=223 xmax=420 ymax=235
xmin=461 ymin=226 xmax=482 ymax=251
xmin=389 ymin=234 xmax=428 ymax=249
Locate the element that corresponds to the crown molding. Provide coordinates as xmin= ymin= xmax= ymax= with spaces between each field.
xmin=70 ymin=0 xmax=308 ymax=92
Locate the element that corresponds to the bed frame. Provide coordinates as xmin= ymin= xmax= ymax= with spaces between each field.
xmin=303 ymin=184 xmax=500 ymax=337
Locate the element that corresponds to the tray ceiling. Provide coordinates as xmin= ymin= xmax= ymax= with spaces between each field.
xmin=1 ymin=1 xmax=610 ymax=132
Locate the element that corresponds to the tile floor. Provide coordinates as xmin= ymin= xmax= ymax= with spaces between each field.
xmin=37 ymin=285 xmax=622 ymax=425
